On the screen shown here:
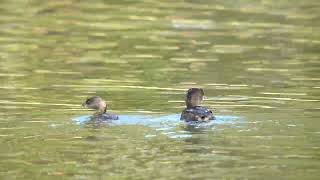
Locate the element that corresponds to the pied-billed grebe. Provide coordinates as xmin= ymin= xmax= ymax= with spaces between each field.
xmin=82 ymin=96 xmax=119 ymax=120
xmin=180 ymin=88 xmax=215 ymax=122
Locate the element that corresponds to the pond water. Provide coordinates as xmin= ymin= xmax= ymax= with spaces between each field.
xmin=0 ymin=0 xmax=319 ymax=179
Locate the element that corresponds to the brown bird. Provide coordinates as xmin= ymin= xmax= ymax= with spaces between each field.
xmin=82 ymin=96 xmax=119 ymax=120
xmin=180 ymin=88 xmax=215 ymax=122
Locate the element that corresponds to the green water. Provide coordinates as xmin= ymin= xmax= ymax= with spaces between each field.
xmin=0 ymin=0 xmax=320 ymax=179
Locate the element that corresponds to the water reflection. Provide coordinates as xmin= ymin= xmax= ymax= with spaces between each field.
xmin=73 ymin=114 xmax=240 ymax=139
xmin=0 ymin=0 xmax=320 ymax=179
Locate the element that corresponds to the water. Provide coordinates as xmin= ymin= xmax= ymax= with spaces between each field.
xmin=0 ymin=0 xmax=319 ymax=179
xmin=73 ymin=114 xmax=239 ymax=139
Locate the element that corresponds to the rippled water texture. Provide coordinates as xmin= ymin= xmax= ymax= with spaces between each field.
xmin=0 ymin=0 xmax=319 ymax=179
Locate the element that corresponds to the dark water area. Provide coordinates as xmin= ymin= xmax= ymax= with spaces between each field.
xmin=0 ymin=0 xmax=319 ymax=179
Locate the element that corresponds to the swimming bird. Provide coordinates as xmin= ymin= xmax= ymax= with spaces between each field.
xmin=82 ymin=96 xmax=119 ymax=120
xmin=180 ymin=88 xmax=215 ymax=122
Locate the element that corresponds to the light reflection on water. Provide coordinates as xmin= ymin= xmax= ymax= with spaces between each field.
xmin=0 ymin=0 xmax=320 ymax=179
xmin=73 ymin=114 xmax=240 ymax=139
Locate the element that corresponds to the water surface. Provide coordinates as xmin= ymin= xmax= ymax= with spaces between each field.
xmin=0 ymin=0 xmax=319 ymax=179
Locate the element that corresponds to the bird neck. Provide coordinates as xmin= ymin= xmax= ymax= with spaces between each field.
xmin=186 ymin=100 xmax=194 ymax=109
